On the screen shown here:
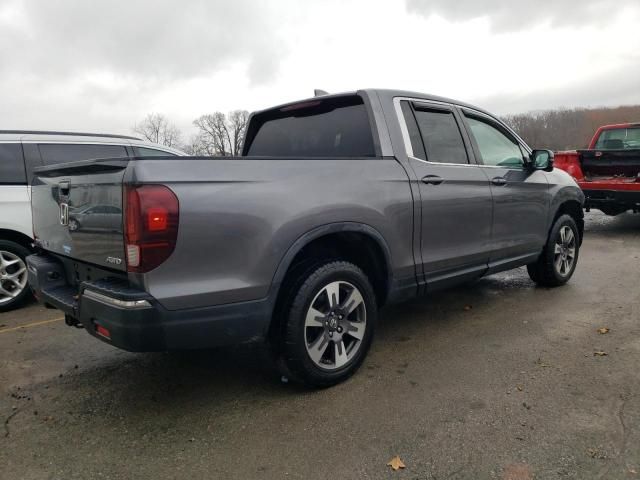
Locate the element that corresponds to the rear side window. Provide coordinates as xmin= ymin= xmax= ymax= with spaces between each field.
xmin=400 ymin=102 xmax=468 ymax=164
xmin=38 ymin=144 xmax=128 ymax=165
xmin=245 ymin=96 xmax=376 ymax=157
xmin=0 ymin=143 xmax=27 ymax=184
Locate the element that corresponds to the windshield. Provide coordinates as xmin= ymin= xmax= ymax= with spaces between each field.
xmin=594 ymin=127 xmax=640 ymax=150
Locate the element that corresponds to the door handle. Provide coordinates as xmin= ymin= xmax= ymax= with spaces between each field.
xmin=491 ymin=177 xmax=507 ymax=186
xmin=421 ymin=175 xmax=444 ymax=185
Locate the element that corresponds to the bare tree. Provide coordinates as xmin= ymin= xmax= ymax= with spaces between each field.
xmin=192 ymin=110 xmax=249 ymax=156
xmin=503 ymin=104 xmax=640 ymax=151
xmin=184 ymin=133 xmax=216 ymax=156
xmin=227 ymin=110 xmax=250 ymax=156
xmin=133 ymin=113 xmax=182 ymax=147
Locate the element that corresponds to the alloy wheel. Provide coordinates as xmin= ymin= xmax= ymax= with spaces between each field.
xmin=304 ymin=281 xmax=367 ymax=370
xmin=553 ymin=226 xmax=576 ymax=277
xmin=0 ymin=251 xmax=28 ymax=305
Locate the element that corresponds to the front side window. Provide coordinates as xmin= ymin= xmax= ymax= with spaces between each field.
xmin=38 ymin=144 xmax=128 ymax=165
xmin=0 ymin=143 xmax=26 ymax=184
xmin=465 ymin=116 xmax=524 ymax=168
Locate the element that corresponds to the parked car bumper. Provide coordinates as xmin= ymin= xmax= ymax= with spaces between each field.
xmin=26 ymin=253 xmax=271 ymax=352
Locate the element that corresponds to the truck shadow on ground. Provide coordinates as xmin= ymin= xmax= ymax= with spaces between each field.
xmin=28 ymin=267 xmax=538 ymax=428
xmin=583 ymin=211 xmax=640 ymax=237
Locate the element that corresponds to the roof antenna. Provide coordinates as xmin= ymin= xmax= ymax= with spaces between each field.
xmin=314 ymin=89 xmax=329 ymax=97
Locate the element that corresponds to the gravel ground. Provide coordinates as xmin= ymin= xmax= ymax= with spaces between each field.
xmin=1 ymin=211 xmax=639 ymax=480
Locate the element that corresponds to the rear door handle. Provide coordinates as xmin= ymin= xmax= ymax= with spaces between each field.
xmin=491 ymin=177 xmax=507 ymax=186
xmin=421 ymin=175 xmax=444 ymax=185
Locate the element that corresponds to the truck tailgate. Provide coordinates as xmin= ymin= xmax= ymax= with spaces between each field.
xmin=579 ymin=149 xmax=640 ymax=177
xmin=31 ymin=159 xmax=128 ymax=271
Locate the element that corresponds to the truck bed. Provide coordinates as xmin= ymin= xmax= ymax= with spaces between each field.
xmin=554 ymin=150 xmax=640 ymax=214
xmin=578 ymin=149 xmax=640 ymax=179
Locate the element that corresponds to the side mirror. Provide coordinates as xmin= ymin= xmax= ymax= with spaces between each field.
xmin=531 ymin=149 xmax=554 ymax=172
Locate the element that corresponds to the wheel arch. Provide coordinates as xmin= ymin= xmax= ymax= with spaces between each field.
xmin=0 ymin=229 xmax=35 ymax=251
xmin=267 ymin=222 xmax=393 ymax=316
xmin=552 ymin=200 xmax=584 ymax=244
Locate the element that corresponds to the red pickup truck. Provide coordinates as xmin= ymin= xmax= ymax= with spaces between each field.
xmin=554 ymin=123 xmax=640 ymax=216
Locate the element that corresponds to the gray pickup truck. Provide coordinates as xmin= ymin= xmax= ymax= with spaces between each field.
xmin=27 ymin=89 xmax=584 ymax=387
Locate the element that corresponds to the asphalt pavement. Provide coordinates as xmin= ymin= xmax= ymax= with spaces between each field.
xmin=1 ymin=211 xmax=639 ymax=480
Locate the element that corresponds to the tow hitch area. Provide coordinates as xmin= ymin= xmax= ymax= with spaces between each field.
xmin=64 ymin=314 xmax=83 ymax=329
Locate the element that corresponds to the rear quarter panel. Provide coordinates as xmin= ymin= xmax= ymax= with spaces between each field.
xmin=129 ymin=158 xmax=414 ymax=310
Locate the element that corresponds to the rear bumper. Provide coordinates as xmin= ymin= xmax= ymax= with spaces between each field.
xmin=26 ymin=253 xmax=271 ymax=352
xmin=582 ymin=188 xmax=640 ymax=210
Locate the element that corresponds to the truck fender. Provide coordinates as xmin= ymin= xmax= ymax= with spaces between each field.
xmin=266 ymin=222 xmax=393 ymax=305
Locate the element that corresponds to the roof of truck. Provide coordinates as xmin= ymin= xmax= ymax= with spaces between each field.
xmin=594 ymin=122 xmax=640 ymax=130
xmin=254 ymin=88 xmax=495 ymax=118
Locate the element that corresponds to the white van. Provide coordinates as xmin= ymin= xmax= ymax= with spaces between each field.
xmin=0 ymin=131 xmax=184 ymax=311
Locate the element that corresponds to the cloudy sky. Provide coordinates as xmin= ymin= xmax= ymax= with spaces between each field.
xmin=1 ymin=0 xmax=640 ymax=140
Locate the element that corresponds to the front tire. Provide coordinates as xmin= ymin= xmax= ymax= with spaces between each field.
xmin=280 ymin=261 xmax=377 ymax=388
xmin=527 ymin=214 xmax=580 ymax=287
xmin=0 ymin=240 xmax=32 ymax=312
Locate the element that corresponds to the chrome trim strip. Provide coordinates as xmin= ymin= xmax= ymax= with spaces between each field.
xmin=20 ymin=140 xmax=131 ymax=146
xmin=393 ymin=98 xmax=415 ymax=157
xmin=83 ymin=289 xmax=152 ymax=310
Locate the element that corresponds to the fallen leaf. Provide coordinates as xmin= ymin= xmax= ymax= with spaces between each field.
xmin=464 ymin=305 xmax=472 ymax=311
xmin=502 ymin=463 xmax=533 ymax=480
xmin=594 ymin=351 xmax=608 ymax=357
xmin=516 ymin=385 xmax=523 ymax=392
xmin=387 ymin=456 xmax=406 ymax=471
xmin=597 ymin=327 xmax=610 ymax=334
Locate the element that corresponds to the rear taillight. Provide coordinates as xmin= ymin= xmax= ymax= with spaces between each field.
xmin=124 ymin=184 xmax=179 ymax=273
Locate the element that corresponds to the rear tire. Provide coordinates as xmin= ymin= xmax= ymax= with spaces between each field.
xmin=280 ymin=260 xmax=377 ymax=388
xmin=0 ymin=240 xmax=32 ymax=312
xmin=527 ymin=214 xmax=580 ymax=287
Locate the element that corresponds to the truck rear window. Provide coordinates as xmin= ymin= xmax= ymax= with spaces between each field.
xmin=594 ymin=127 xmax=640 ymax=150
xmin=245 ymin=96 xmax=376 ymax=157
